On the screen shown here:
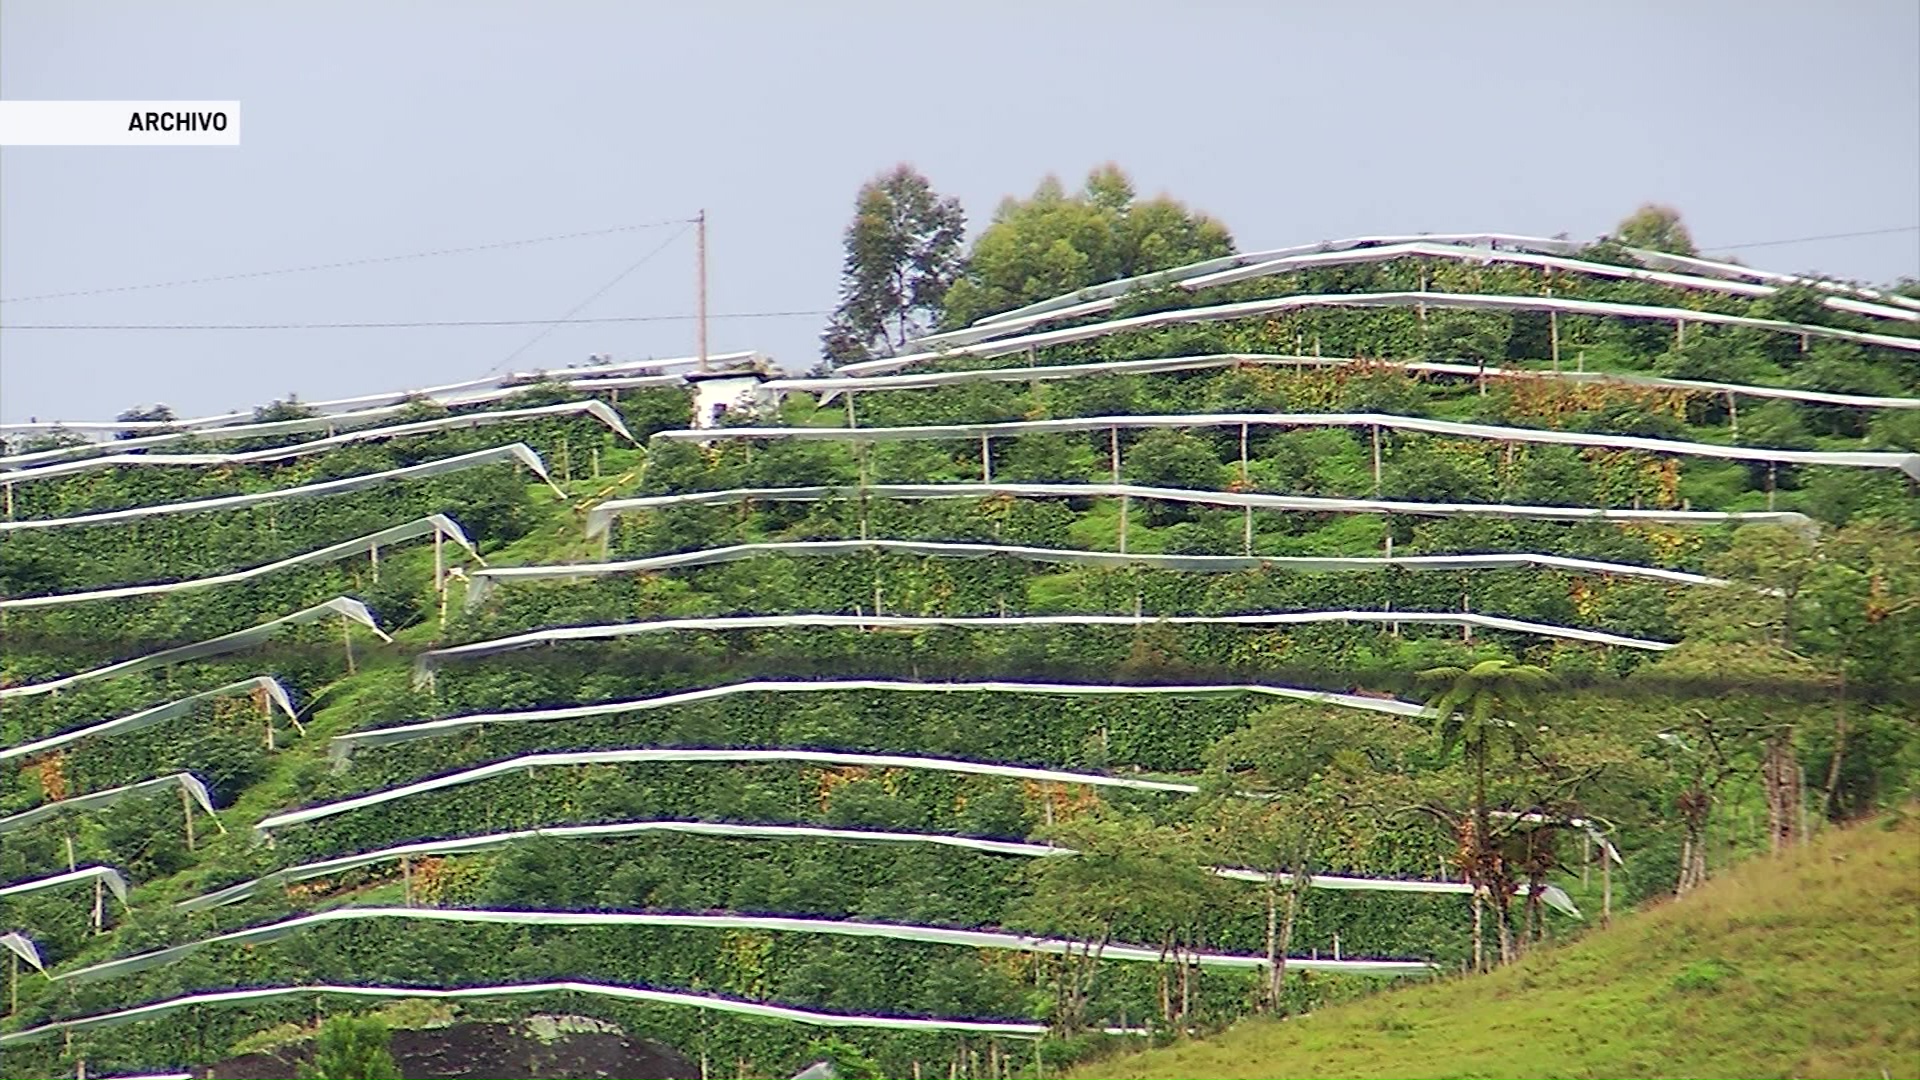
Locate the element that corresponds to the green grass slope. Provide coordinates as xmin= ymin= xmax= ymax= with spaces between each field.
xmin=1076 ymin=811 xmax=1920 ymax=1080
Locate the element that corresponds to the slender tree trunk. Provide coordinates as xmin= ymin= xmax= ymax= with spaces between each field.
xmin=1471 ymin=891 xmax=1485 ymax=973
xmin=1824 ymin=671 xmax=1850 ymax=820
xmin=1276 ymin=884 xmax=1302 ymax=1013
xmin=1264 ymin=877 xmax=1280 ymax=1011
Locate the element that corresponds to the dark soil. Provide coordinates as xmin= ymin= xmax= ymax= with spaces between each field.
xmin=208 ymin=1017 xmax=700 ymax=1079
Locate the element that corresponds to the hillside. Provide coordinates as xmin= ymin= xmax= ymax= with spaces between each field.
xmin=1 ymin=224 xmax=1917 ymax=1079
xmin=1075 ymin=809 xmax=1920 ymax=1080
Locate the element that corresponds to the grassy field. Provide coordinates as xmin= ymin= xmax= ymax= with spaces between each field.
xmin=1074 ymin=810 xmax=1920 ymax=1080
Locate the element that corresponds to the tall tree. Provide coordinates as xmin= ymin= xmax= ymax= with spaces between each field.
xmin=821 ymin=165 xmax=966 ymax=363
xmin=1614 ymin=203 xmax=1698 ymax=256
xmin=941 ymin=164 xmax=1233 ymax=327
xmin=1418 ymin=657 xmax=1557 ymax=969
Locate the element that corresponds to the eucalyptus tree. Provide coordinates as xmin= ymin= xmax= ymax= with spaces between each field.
xmin=821 ymin=165 xmax=966 ymax=363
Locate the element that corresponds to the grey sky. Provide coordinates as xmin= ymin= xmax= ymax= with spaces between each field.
xmin=2 ymin=0 xmax=1916 ymax=424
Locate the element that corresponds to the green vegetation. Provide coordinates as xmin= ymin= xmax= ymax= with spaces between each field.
xmin=1072 ymin=810 xmax=1920 ymax=1079
xmin=1 ymin=187 xmax=1915 ymax=1079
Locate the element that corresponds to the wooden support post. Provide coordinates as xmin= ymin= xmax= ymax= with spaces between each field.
xmin=1676 ymin=318 xmax=1686 ymax=350
xmin=1371 ymin=425 xmax=1382 ymax=493
xmin=65 ymin=834 xmax=77 ymax=872
xmin=182 ymin=785 xmax=195 ymax=851
xmin=1110 ymin=426 xmax=1126 ymax=554
xmin=1241 ymin=423 xmax=1253 ymax=554
xmin=980 ymin=434 xmax=992 ymax=482
xmin=92 ymin=878 xmax=103 ymax=934
xmin=369 ymin=542 xmax=379 ymax=584
xmin=1727 ymin=392 xmax=1739 ymax=438
xmin=1549 ymin=308 xmax=1560 ymax=368
xmin=591 ymin=446 xmax=600 ymax=479
xmin=845 ymin=390 xmax=857 ymax=429
xmin=4 ymin=482 xmax=12 ymax=520
xmin=1602 ymin=858 xmax=1612 ymax=927
xmin=1767 ymin=463 xmax=1778 ymax=510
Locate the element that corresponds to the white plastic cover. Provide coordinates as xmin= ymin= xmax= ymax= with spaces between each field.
xmin=0 ymin=516 xmax=479 ymax=611
xmin=416 ymin=613 xmax=1672 ymax=685
xmin=585 ymin=482 xmax=1813 ymax=541
xmin=777 ymin=353 xmax=1920 ymax=411
xmin=464 ymin=540 xmax=1725 ymax=611
xmin=0 ymin=401 xmax=633 ymax=481
xmin=657 ymin=412 xmax=1920 ymax=479
xmin=0 ymin=980 xmax=1145 ymax=1047
xmin=840 ymin=291 xmax=1920 ymax=378
xmin=0 ymin=931 xmax=44 ymax=972
xmin=0 ymin=351 xmax=758 ymax=438
xmin=0 ymin=444 xmax=559 ymax=533
xmin=916 ymin=240 xmax=1919 ymax=349
xmin=0 ymin=599 xmax=385 ymax=701
xmin=0 ymin=677 xmax=296 ymax=764
xmin=961 ymin=233 xmax=1920 ymax=331
xmin=330 ymin=678 xmax=1433 ymax=761
xmin=179 ymin=819 xmax=1574 ymax=918
xmin=256 ymin=748 xmax=1211 ymax=835
xmin=0 ymin=773 xmax=217 ymax=836
xmin=54 ymin=906 xmax=1434 ymax=987
xmin=0 ymin=866 xmax=130 ymax=905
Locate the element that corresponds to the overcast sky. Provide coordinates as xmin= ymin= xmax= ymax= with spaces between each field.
xmin=2 ymin=1 xmax=1916 ymax=423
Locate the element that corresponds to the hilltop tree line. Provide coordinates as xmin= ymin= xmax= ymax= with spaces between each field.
xmin=819 ymin=162 xmax=1741 ymax=365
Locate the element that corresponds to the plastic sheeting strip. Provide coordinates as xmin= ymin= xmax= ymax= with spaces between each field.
xmin=0 ymin=677 xmax=297 ymax=764
xmin=777 ymin=353 xmax=1920 ymax=411
xmin=654 ymin=412 xmax=1920 ymax=479
xmin=0 ymin=401 xmax=633 ymax=481
xmin=0 ymin=516 xmax=479 ymax=611
xmin=52 ymin=906 xmax=1434 ymax=987
xmin=584 ymin=482 xmax=1812 ymax=541
xmin=0 ymin=866 xmax=130 ymax=906
xmin=330 ymin=679 xmax=1434 ymax=762
xmin=1 ymin=379 xmax=679 ymax=469
xmin=918 ymin=240 xmax=1920 ymax=348
xmin=0 ymin=773 xmax=219 ymax=837
xmin=0 ymin=599 xmax=386 ymax=702
xmin=0 ymin=351 xmax=757 ymax=437
xmin=417 ymin=613 xmax=1673 ymax=683
xmin=179 ymin=819 xmax=1574 ymax=918
xmin=462 ymin=541 xmax=1728 ymax=610
xmin=256 ymin=748 xmax=1211 ymax=835
xmin=838 ymin=291 xmax=1920 ymax=377
xmin=0 ymin=980 xmax=1146 ymax=1046
xmin=0 ymin=931 xmax=44 ymax=972
xmin=962 ymin=233 xmax=1920 ymax=330
xmin=0 ymin=444 xmax=559 ymax=533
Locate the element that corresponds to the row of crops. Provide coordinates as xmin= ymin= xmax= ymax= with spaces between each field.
xmin=3 ymin=238 xmax=1916 ymax=1078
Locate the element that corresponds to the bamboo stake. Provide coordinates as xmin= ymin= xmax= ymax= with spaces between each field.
xmin=981 ymin=434 xmax=992 ymax=482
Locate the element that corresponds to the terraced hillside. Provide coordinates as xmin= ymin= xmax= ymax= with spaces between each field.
xmin=2 ymin=233 xmax=1917 ymax=1079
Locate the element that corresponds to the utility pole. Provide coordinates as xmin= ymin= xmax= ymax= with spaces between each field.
xmin=696 ymin=209 xmax=709 ymax=372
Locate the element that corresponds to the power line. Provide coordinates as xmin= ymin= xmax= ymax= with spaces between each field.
xmin=0 ymin=310 xmax=827 ymax=331
xmin=485 ymin=223 xmax=695 ymax=375
xmin=0 ymin=218 xmax=697 ymax=304
xmin=1706 ymin=225 xmax=1920 ymax=252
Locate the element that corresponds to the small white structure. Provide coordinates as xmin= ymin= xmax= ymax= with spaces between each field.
xmin=687 ymin=353 xmax=780 ymax=429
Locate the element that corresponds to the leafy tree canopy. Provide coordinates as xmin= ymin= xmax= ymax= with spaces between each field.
xmin=299 ymin=1013 xmax=399 ymax=1080
xmin=1613 ymin=203 xmax=1698 ymax=257
xmin=941 ymin=164 xmax=1234 ymax=328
